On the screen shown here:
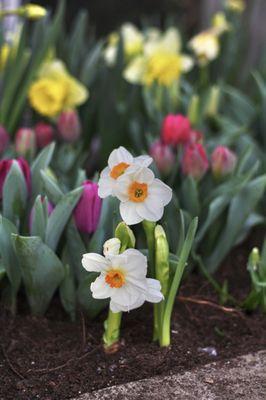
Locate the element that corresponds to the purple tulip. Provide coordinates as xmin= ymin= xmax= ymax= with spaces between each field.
xmin=74 ymin=180 xmax=102 ymax=234
xmin=0 ymin=125 xmax=9 ymax=155
xmin=57 ymin=109 xmax=81 ymax=142
xmin=0 ymin=157 xmax=31 ymax=198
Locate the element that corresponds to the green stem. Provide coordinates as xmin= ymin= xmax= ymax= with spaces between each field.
xmin=161 ymin=218 xmax=198 ymax=347
xmin=103 ymin=309 xmax=122 ymax=350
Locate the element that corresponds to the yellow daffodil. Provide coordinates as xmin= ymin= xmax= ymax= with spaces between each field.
xmin=189 ymin=29 xmax=219 ymax=66
xmin=104 ymin=23 xmax=144 ymax=66
xmin=212 ymin=12 xmax=231 ymax=35
xmin=226 ymin=0 xmax=246 ymax=13
xmin=124 ymin=28 xmax=193 ymax=87
xmin=0 ymin=44 xmax=11 ymax=71
xmin=28 ymin=60 xmax=88 ymax=117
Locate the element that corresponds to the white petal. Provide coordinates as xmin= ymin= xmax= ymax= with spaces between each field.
xmin=90 ymin=275 xmax=113 ymax=299
xmin=111 ymin=284 xmax=140 ymax=307
xmin=149 ymin=178 xmax=172 ymax=206
xmin=134 ymin=166 xmax=154 ymax=184
xmin=110 ymin=294 xmax=145 ymax=312
xmin=136 ymin=200 xmax=164 ymax=222
xmin=100 ymin=166 xmax=111 ymax=178
xmin=122 ymin=249 xmax=148 ymax=278
xmin=145 ymin=278 xmax=164 ymax=303
xmin=120 ymin=201 xmax=143 ymax=225
xmin=134 ymin=155 xmax=153 ymax=167
xmin=108 ymin=147 xmax=134 ymax=168
xmin=98 ymin=176 xmax=114 ymax=198
xmin=123 ymin=56 xmax=146 ymax=84
xmin=82 ymin=253 xmax=110 ymax=272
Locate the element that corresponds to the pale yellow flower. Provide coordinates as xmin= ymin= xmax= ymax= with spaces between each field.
xmin=28 ymin=60 xmax=88 ymax=117
xmin=104 ymin=23 xmax=144 ymax=66
xmin=21 ymin=4 xmax=47 ymax=20
xmin=124 ymin=28 xmax=193 ymax=87
xmin=189 ymin=29 xmax=219 ymax=66
xmin=226 ymin=0 xmax=246 ymax=13
xmin=212 ymin=12 xmax=231 ymax=35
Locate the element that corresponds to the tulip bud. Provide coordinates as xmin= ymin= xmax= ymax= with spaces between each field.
xmin=57 ymin=109 xmax=81 ymax=142
xmin=161 ymin=114 xmax=191 ymax=147
xmin=74 ymin=181 xmax=102 ymax=234
xmin=211 ymin=146 xmax=237 ymax=179
xmin=0 ymin=157 xmax=31 ymax=198
xmin=29 ymin=196 xmax=54 ymax=235
xmin=182 ymin=143 xmax=209 ymax=180
xmin=188 ymin=130 xmax=203 ymax=144
xmin=205 ymin=86 xmax=220 ymax=118
xmin=15 ymin=128 xmax=36 ymax=158
xmin=0 ymin=125 xmax=9 ymax=154
xmin=103 ymin=238 xmax=121 ymax=257
xmin=149 ymin=140 xmax=175 ymax=175
xmin=35 ymin=122 xmax=54 ymax=149
xmin=188 ymin=95 xmax=200 ymax=126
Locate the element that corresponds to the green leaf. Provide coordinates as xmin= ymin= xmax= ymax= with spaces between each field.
xmin=31 ymin=142 xmax=55 ymax=200
xmin=66 ymin=221 xmax=86 ymax=282
xmin=181 ymin=177 xmax=200 ymax=217
xmin=2 ymin=161 xmax=27 ymax=225
xmin=205 ymin=175 xmax=266 ymax=272
xmin=12 ymin=235 xmax=64 ymax=315
xmin=0 ymin=216 xmax=20 ymax=291
xmin=30 ymin=195 xmax=47 ymax=241
xmin=59 ymin=264 xmax=76 ymax=321
xmin=40 ymin=169 xmax=64 ymax=204
xmin=45 ymin=187 xmax=83 ymax=251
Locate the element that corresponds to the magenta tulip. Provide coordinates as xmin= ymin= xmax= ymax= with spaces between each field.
xmin=35 ymin=122 xmax=54 ymax=149
xmin=161 ymin=114 xmax=191 ymax=146
xmin=0 ymin=158 xmax=31 ymax=198
xmin=74 ymin=180 xmax=102 ymax=234
xmin=182 ymin=143 xmax=209 ymax=180
xmin=57 ymin=109 xmax=81 ymax=142
xmin=0 ymin=125 xmax=9 ymax=154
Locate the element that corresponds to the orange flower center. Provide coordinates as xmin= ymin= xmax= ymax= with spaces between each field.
xmin=105 ymin=269 xmax=125 ymax=288
xmin=110 ymin=162 xmax=130 ymax=179
xmin=128 ymin=181 xmax=148 ymax=203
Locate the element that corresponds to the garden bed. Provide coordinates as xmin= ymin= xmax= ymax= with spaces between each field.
xmin=1 ymin=234 xmax=266 ymax=400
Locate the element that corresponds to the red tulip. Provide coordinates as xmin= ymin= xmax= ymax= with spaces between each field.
xmin=0 ymin=157 xmax=31 ymax=198
xmin=15 ymin=127 xmax=36 ymax=157
xmin=149 ymin=140 xmax=175 ymax=175
xmin=0 ymin=125 xmax=9 ymax=154
xmin=182 ymin=143 xmax=209 ymax=180
xmin=35 ymin=122 xmax=54 ymax=149
xmin=211 ymin=146 xmax=237 ymax=178
xmin=161 ymin=114 xmax=191 ymax=146
xmin=74 ymin=181 xmax=102 ymax=234
xmin=57 ymin=109 xmax=81 ymax=142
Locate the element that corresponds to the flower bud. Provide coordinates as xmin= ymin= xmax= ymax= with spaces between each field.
xmin=21 ymin=4 xmax=47 ymax=20
xmin=35 ymin=122 xmax=54 ymax=149
xmin=182 ymin=143 xmax=209 ymax=180
xmin=161 ymin=114 xmax=191 ymax=146
xmin=205 ymin=86 xmax=220 ymax=118
xmin=29 ymin=196 xmax=54 ymax=235
xmin=211 ymin=146 xmax=237 ymax=179
xmin=57 ymin=109 xmax=81 ymax=142
xmin=103 ymin=238 xmax=121 ymax=257
xmin=149 ymin=140 xmax=175 ymax=175
xmin=15 ymin=127 xmax=36 ymax=158
xmin=0 ymin=125 xmax=9 ymax=154
xmin=188 ymin=130 xmax=203 ymax=144
xmin=74 ymin=181 xmax=102 ymax=234
xmin=0 ymin=157 xmax=31 ymax=198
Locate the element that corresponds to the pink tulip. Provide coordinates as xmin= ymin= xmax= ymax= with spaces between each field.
xmin=0 ymin=125 xmax=9 ymax=154
xmin=0 ymin=157 xmax=31 ymax=198
xmin=74 ymin=181 xmax=102 ymax=234
xmin=182 ymin=143 xmax=209 ymax=180
xmin=161 ymin=114 xmax=191 ymax=146
xmin=149 ymin=140 xmax=175 ymax=175
xmin=15 ymin=127 xmax=36 ymax=157
xmin=35 ymin=122 xmax=54 ymax=149
xmin=188 ymin=129 xmax=204 ymax=144
xmin=211 ymin=146 xmax=237 ymax=178
xmin=57 ymin=109 xmax=81 ymax=142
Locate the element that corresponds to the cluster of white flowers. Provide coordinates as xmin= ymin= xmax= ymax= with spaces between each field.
xmin=98 ymin=146 xmax=172 ymax=225
xmin=82 ymin=238 xmax=163 ymax=313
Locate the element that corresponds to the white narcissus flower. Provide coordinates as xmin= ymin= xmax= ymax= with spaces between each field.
xmin=82 ymin=248 xmax=163 ymax=313
xmin=115 ymin=165 xmax=172 ymax=225
xmin=98 ymin=146 xmax=152 ymax=198
xmin=189 ymin=30 xmax=219 ymax=66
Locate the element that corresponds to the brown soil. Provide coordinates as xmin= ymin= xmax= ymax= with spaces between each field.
xmin=0 ymin=238 xmax=266 ymax=400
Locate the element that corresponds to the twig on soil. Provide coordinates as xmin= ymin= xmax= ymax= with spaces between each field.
xmin=26 ymin=345 xmax=101 ymax=375
xmin=177 ymin=296 xmax=243 ymax=317
xmin=1 ymin=345 xmax=25 ymax=380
